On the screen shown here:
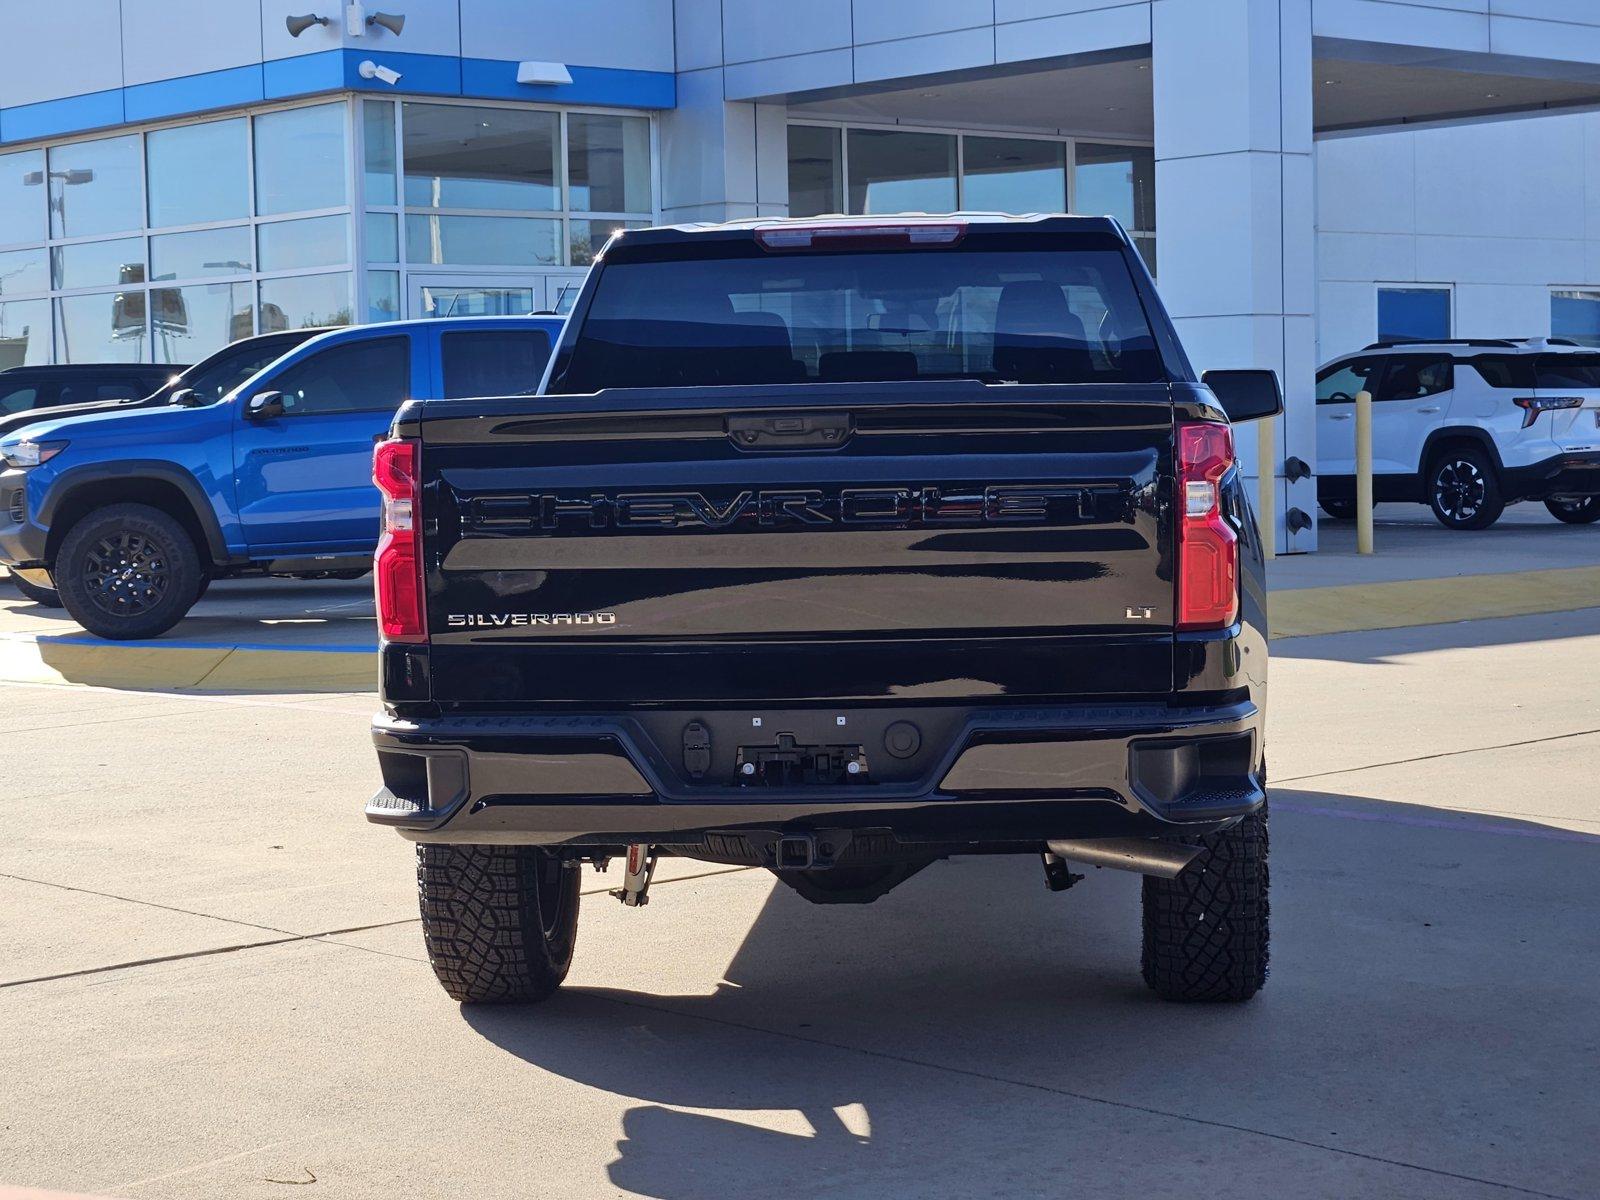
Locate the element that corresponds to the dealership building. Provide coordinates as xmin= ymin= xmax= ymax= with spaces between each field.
xmin=3 ymin=1 xmax=1600 ymax=549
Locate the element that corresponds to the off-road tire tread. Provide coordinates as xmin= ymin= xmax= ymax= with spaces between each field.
xmin=54 ymin=503 xmax=202 ymax=639
xmin=417 ymin=843 xmax=579 ymax=1004
xmin=1141 ymin=804 xmax=1269 ymax=1002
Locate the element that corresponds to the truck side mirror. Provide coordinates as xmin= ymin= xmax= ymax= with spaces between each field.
xmin=246 ymin=390 xmax=286 ymax=420
xmin=1202 ymin=369 xmax=1284 ymax=423
xmin=167 ymin=387 xmax=196 ymax=407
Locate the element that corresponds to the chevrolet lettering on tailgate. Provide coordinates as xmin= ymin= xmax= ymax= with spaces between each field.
xmin=460 ymin=484 xmax=1116 ymax=534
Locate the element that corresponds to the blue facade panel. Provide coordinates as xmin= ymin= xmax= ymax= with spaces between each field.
xmin=2 ymin=89 xmax=125 ymax=144
xmin=459 ymin=60 xmax=677 ymax=108
xmin=124 ymin=65 xmax=266 ymax=124
xmin=0 ymin=52 xmax=674 ymax=145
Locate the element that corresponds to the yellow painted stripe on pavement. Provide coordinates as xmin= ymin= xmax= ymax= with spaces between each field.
xmin=196 ymin=647 xmax=377 ymax=693
xmin=0 ymin=639 xmax=370 ymax=693
xmin=0 ymin=637 xmax=230 ymax=690
xmin=1273 ymin=565 xmax=1600 ymax=639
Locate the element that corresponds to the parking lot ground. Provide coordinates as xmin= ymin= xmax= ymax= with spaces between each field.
xmin=2 ymin=605 xmax=1598 ymax=1199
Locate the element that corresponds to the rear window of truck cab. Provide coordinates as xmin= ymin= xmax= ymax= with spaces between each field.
xmin=548 ymin=228 xmax=1166 ymax=392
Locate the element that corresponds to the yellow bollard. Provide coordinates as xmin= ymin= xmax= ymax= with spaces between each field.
xmin=1257 ymin=418 xmax=1275 ymax=560
xmin=1355 ymin=388 xmax=1374 ymax=554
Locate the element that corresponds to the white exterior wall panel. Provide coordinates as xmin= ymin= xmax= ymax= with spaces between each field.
xmin=1316 ymin=110 xmax=1600 ymax=357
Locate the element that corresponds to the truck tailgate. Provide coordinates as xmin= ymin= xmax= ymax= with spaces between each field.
xmin=416 ymin=384 xmax=1175 ymax=705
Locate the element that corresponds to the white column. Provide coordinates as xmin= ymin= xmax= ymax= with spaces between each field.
xmin=658 ymin=68 xmax=789 ymax=223
xmin=1153 ymin=0 xmax=1317 ymax=553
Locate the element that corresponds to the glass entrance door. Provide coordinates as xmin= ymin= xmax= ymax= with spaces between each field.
xmin=408 ymin=274 xmax=544 ymax=319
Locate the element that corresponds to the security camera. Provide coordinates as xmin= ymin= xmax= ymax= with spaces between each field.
xmin=358 ymin=60 xmax=402 ymax=85
xmin=285 ymin=13 xmax=331 ymax=37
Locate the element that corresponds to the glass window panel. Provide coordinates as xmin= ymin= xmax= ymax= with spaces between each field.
xmin=269 ymin=335 xmax=409 ymax=416
xmin=567 ymin=113 xmax=651 ymax=213
xmin=254 ymin=104 xmax=348 ymax=216
xmin=549 ymin=277 xmax=583 ymax=314
xmin=570 ymin=218 xmax=648 ymax=266
xmin=149 ymin=282 xmax=255 ymax=364
xmin=405 ymin=214 xmax=559 ymax=267
xmin=403 ymin=103 xmax=558 ymax=211
xmin=1132 ymin=233 xmax=1156 ymax=277
xmin=0 ymin=380 xmax=41 ymax=412
xmin=0 ymin=298 xmax=51 ymax=367
xmin=1074 ymin=143 xmax=1155 ymax=231
xmin=365 ymin=212 xmax=398 ymax=264
xmin=258 ymin=272 xmax=353 ymax=332
xmin=52 ymin=237 xmax=145 ymax=291
xmin=416 ymin=283 xmax=536 ymax=319
xmin=557 ymin=246 xmax=1164 ymax=391
xmin=0 ymin=149 xmax=46 ymax=246
xmin=0 ymin=247 xmax=49 ymax=296
xmin=1536 ymin=351 xmax=1600 ymax=388
xmin=963 ymin=137 xmax=1066 ymax=214
xmin=788 ymin=125 xmax=843 ymax=219
xmin=441 ymin=329 xmax=552 ymax=397
xmin=1551 ymin=290 xmax=1600 ymax=348
xmin=1377 ymin=287 xmax=1451 ymax=343
xmin=367 ymin=270 xmax=400 ymax=323
xmin=182 ymin=338 xmax=307 ymax=407
xmin=258 ymin=214 xmax=349 ymax=272
xmin=363 ymin=100 xmax=398 ymax=206
xmin=846 ymin=130 xmax=956 ymax=216
xmin=56 ymin=291 xmax=147 ymax=362
xmin=150 ymin=226 xmax=252 ymax=281
xmin=146 ymin=118 xmax=248 ymax=228
xmin=48 ymin=134 xmax=142 ymax=238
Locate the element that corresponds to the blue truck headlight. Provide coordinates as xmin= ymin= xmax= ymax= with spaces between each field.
xmin=1 ymin=439 xmax=68 ymax=469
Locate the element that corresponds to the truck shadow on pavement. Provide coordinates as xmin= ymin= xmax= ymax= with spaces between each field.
xmin=465 ymin=790 xmax=1600 ymax=1200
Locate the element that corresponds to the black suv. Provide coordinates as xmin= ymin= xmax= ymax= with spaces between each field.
xmin=367 ymin=215 xmax=1281 ymax=1006
xmin=0 ymin=364 xmax=179 ymax=426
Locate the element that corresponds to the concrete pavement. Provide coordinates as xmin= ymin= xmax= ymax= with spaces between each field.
xmin=2 ymin=606 xmax=1598 ymax=1198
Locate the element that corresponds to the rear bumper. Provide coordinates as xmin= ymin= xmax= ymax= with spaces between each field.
xmin=367 ymin=699 xmax=1264 ymax=848
xmin=1503 ymin=451 xmax=1600 ymax=500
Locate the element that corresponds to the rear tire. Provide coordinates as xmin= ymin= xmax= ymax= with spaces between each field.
xmin=9 ymin=570 xmax=62 ymax=607
xmin=1141 ymin=803 xmax=1270 ymax=1002
xmin=1319 ymin=498 xmax=1357 ymax=520
xmin=1427 ymin=446 xmax=1504 ymax=530
xmin=1544 ymin=496 xmax=1600 ymax=524
xmin=417 ymin=844 xmax=580 ymax=1004
xmin=54 ymin=504 xmax=204 ymax=640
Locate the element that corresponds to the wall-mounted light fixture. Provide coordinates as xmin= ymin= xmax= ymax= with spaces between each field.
xmin=285 ymin=13 xmax=331 ymax=37
xmin=517 ymin=61 xmax=573 ymax=86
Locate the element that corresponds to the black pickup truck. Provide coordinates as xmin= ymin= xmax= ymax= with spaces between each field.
xmin=367 ymin=214 xmax=1282 ymax=1006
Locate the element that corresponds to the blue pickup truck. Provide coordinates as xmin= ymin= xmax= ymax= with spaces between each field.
xmin=0 ymin=316 xmax=563 ymax=639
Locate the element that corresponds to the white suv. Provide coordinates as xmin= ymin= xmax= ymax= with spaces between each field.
xmin=1316 ymin=338 xmax=1600 ymax=529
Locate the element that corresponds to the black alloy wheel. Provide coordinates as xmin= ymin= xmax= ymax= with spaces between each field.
xmin=1428 ymin=447 xmax=1504 ymax=530
xmin=81 ymin=530 xmax=172 ymax=619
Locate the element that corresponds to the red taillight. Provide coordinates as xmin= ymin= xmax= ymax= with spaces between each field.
xmin=1176 ymin=421 xmax=1239 ymax=631
xmin=1512 ymin=395 xmax=1582 ymax=428
xmin=373 ymin=437 xmax=425 ymax=643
